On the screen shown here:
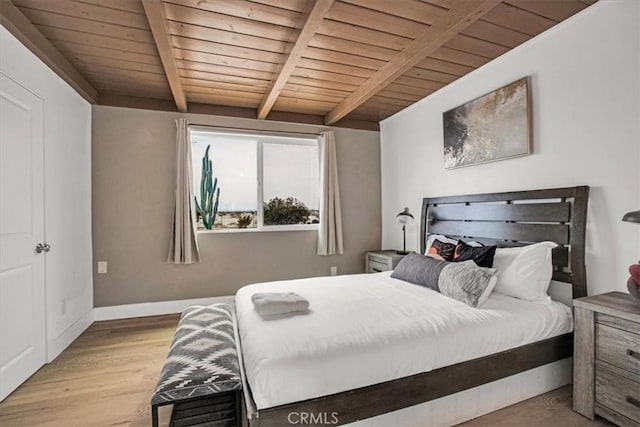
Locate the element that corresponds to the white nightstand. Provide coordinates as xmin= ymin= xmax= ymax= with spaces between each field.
xmin=366 ymin=250 xmax=406 ymax=273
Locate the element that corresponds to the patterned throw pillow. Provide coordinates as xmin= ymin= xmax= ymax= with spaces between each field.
xmin=425 ymin=234 xmax=458 ymax=251
xmin=427 ymin=239 xmax=456 ymax=261
xmin=453 ymin=240 xmax=497 ymax=268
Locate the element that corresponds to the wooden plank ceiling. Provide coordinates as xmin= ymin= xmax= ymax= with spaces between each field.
xmin=4 ymin=0 xmax=596 ymax=130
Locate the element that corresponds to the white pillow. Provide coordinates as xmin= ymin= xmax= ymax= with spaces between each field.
xmin=492 ymin=241 xmax=557 ymax=303
xmin=479 ymin=274 xmax=499 ymax=307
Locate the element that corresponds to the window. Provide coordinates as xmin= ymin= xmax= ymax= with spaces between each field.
xmin=190 ymin=128 xmax=319 ymax=231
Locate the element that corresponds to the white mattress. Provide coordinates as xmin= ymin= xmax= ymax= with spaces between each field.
xmin=235 ymin=272 xmax=573 ymax=410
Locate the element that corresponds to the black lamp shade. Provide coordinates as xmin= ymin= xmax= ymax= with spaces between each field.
xmin=622 ymin=210 xmax=640 ymax=223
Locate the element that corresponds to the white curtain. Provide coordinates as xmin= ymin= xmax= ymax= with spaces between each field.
xmin=167 ymin=118 xmax=200 ymax=264
xmin=317 ymin=130 xmax=343 ymax=255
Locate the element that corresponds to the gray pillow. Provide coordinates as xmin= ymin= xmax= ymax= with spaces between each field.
xmin=391 ymin=253 xmax=498 ymax=308
xmin=391 ymin=253 xmax=448 ymax=292
xmin=439 ymin=261 xmax=498 ymax=308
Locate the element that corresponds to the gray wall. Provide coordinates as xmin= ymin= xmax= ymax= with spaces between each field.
xmin=92 ymin=106 xmax=381 ymax=307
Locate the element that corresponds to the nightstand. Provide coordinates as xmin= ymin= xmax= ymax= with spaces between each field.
xmin=366 ymin=250 xmax=406 ymax=273
xmin=573 ymin=292 xmax=640 ymax=426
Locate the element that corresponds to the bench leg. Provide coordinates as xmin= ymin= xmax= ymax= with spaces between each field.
xmin=151 ymin=404 xmax=159 ymax=427
xmin=236 ymin=390 xmax=243 ymax=426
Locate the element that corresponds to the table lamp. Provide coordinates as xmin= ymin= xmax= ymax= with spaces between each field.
xmin=396 ymin=207 xmax=414 ymax=255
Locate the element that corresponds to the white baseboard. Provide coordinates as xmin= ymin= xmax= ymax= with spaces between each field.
xmin=93 ymin=296 xmax=232 ymax=321
xmin=47 ymin=309 xmax=94 ymax=362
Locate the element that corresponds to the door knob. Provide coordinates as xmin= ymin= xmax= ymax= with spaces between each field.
xmin=35 ymin=243 xmax=51 ymax=253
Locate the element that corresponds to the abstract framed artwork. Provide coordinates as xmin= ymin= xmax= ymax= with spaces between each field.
xmin=442 ymin=77 xmax=532 ymax=169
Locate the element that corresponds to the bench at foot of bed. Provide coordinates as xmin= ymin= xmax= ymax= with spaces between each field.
xmin=150 ymin=303 xmax=242 ymax=427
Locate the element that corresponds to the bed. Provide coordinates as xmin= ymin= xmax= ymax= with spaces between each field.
xmin=235 ymin=186 xmax=589 ymax=427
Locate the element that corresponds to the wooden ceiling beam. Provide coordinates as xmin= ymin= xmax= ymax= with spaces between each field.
xmin=0 ymin=0 xmax=98 ymax=103
xmin=141 ymin=0 xmax=187 ymax=112
xmin=257 ymin=0 xmax=334 ymax=120
xmin=324 ymin=0 xmax=502 ymax=125
xmin=99 ymin=92 xmax=380 ymax=131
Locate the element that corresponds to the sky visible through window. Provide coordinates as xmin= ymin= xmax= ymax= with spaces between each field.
xmin=263 ymin=142 xmax=318 ymax=210
xmin=191 ymin=131 xmax=319 ymax=213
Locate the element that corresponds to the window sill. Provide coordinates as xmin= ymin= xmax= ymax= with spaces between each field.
xmin=197 ymin=224 xmax=319 ymax=234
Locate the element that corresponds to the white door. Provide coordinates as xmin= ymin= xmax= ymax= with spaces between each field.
xmin=0 ymin=73 xmax=46 ymax=401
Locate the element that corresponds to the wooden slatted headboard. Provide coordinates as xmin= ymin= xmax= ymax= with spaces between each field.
xmin=420 ymin=186 xmax=589 ymax=298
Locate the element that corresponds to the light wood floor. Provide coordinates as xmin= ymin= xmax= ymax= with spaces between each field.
xmin=0 ymin=315 xmax=180 ymax=427
xmin=457 ymin=387 xmax=612 ymax=427
xmin=0 ymin=315 xmax=614 ymax=427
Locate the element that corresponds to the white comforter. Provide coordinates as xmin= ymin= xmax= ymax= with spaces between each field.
xmin=235 ymin=272 xmax=572 ymax=410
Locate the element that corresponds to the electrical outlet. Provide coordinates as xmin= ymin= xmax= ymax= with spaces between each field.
xmin=98 ymin=261 xmax=108 ymax=274
xmin=330 ymin=266 xmax=337 ymax=276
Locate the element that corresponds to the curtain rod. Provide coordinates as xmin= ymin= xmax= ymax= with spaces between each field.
xmin=188 ymin=123 xmax=328 ymax=137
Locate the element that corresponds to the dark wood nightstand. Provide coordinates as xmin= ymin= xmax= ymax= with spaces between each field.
xmin=365 ymin=250 xmax=406 ymax=273
xmin=573 ymin=292 xmax=640 ymax=426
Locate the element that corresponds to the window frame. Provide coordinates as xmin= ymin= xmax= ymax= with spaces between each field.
xmin=189 ymin=126 xmax=321 ymax=233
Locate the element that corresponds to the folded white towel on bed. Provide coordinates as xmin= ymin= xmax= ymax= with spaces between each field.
xmin=251 ymin=292 xmax=310 ymax=319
